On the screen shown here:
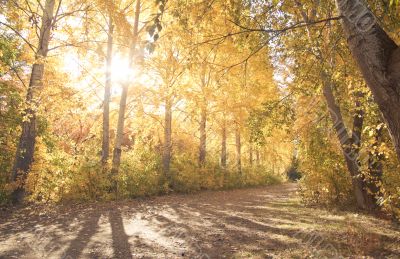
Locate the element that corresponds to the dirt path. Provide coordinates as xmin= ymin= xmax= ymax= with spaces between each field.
xmin=1 ymin=183 xmax=399 ymax=258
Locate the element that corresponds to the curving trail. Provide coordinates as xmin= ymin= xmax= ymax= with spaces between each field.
xmin=1 ymin=183 xmax=399 ymax=258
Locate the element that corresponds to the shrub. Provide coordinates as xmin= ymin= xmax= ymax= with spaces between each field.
xmin=118 ymin=149 xmax=165 ymax=198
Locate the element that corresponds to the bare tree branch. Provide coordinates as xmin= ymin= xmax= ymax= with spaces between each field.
xmin=0 ymin=22 xmax=37 ymax=52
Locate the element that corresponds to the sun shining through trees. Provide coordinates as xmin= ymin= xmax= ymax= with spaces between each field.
xmin=62 ymin=53 xmax=137 ymax=84
xmin=0 ymin=0 xmax=400 ymax=257
xmin=110 ymin=54 xmax=138 ymax=84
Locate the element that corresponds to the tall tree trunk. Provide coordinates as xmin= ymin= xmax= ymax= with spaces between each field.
xmin=111 ymin=85 xmax=127 ymax=187
xmin=163 ymin=94 xmax=172 ymax=181
xmin=335 ymin=0 xmax=400 ymax=161
xmin=220 ymin=123 xmax=227 ymax=168
xmin=11 ymin=0 xmax=56 ymax=203
xmin=235 ymin=124 xmax=242 ymax=174
xmin=198 ymin=106 xmax=206 ymax=167
xmin=249 ymin=143 xmax=253 ymax=167
xmin=295 ymin=2 xmax=379 ymax=209
xmin=256 ymin=148 xmax=260 ymax=166
xmin=294 ymin=3 xmax=364 ymax=206
xmin=322 ymin=83 xmax=375 ymax=209
xmin=111 ymin=0 xmax=141 ymax=189
xmin=102 ymin=15 xmax=114 ymax=164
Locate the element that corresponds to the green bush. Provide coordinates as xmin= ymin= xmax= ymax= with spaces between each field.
xmin=119 ymin=149 xmax=165 ymax=198
xmin=297 ymin=128 xmax=354 ymax=206
xmin=6 ymin=136 xmax=283 ymax=205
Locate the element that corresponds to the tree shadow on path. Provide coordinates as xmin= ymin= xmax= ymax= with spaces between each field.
xmin=109 ymin=208 xmax=132 ymax=259
xmin=62 ymin=210 xmax=102 ymax=258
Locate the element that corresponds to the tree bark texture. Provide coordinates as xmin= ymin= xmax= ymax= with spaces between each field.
xmin=11 ymin=0 xmax=56 ymax=203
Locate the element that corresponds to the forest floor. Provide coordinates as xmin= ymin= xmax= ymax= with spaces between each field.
xmin=1 ymin=183 xmax=400 ymax=259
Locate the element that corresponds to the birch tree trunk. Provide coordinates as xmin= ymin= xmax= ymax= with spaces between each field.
xmin=11 ymin=0 xmax=56 ymax=203
xmin=256 ymin=149 xmax=260 ymax=166
xmin=322 ymin=83 xmax=376 ymax=209
xmin=220 ymin=122 xmax=227 ymax=168
xmin=335 ymin=0 xmax=400 ymax=160
xmin=111 ymin=0 xmax=141 ymax=189
xmin=162 ymin=94 xmax=172 ymax=181
xmin=199 ymin=106 xmax=206 ymax=167
xmin=199 ymin=63 xmax=210 ymax=167
xmin=295 ymin=2 xmax=381 ymax=209
xmin=235 ymin=124 xmax=242 ymax=174
xmin=102 ymin=15 xmax=114 ymax=164
xmin=249 ymin=144 xmax=253 ymax=167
